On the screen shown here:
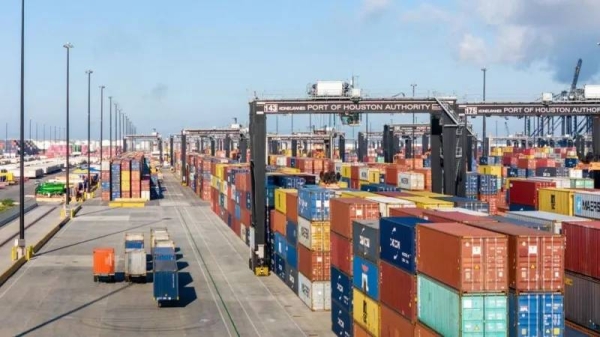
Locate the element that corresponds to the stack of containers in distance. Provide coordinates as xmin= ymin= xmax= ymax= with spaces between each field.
xmin=416 ymin=222 xmax=509 ymax=336
xmin=100 ymin=161 xmax=110 ymax=201
xmin=110 ymin=160 xmax=121 ymax=200
xmin=141 ymin=157 xmax=151 ymax=200
xmin=352 ymin=219 xmax=380 ymax=337
xmin=131 ymin=157 xmax=141 ymax=199
xmin=379 ymin=216 xmax=432 ymax=336
xmin=231 ymin=166 xmax=251 ymax=244
xmin=478 ymin=174 xmax=499 ymax=214
xmin=297 ymin=187 xmax=334 ymax=311
xmin=465 ymin=172 xmax=479 ymax=200
xmin=329 ymin=198 xmax=380 ymax=337
xmin=561 ymin=220 xmax=600 ymax=334
xmin=464 ymin=221 xmax=566 ymax=337
xmin=200 ymin=157 xmax=212 ymax=201
xmin=508 ymin=178 xmax=556 ymax=211
xmin=121 ymin=159 xmax=131 ymax=198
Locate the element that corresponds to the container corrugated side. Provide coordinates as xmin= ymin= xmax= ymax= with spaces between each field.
xmin=331 ymin=266 xmax=352 ymax=313
xmin=330 ymin=231 xmax=353 ymax=275
xmin=352 ymin=220 xmax=379 ymax=264
xmin=331 ymin=299 xmax=353 ymax=337
xmin=297 ymin=217 xmax=330 ymax=252
xmin=508 ymin=291 xmax=564 ymax=337
xmin=330 ymin=198 xmax=380 ymax=239
xmin=379 ymin=216 xmax=432 ymax=274
xmin=573 ymin=191 xmax=600 ymax=220
xmin=562 ymin=221 xmax=600 ymax=279
xmin=124 ymin=249 xmax=147 ymax=278
xmin=505 ymin=211 xmax=590 ymax=234
xmin=564 ymin=272 xmax=600 ymax=334
xmin=365 ymin=196 xmax=416 ymax=216
xmin=417 ymin=222 xmax=509 ymax=293
xmin=352 ymin=288 xmax=380 ymax=337
xmin=418 ymin=274 xmax=508 ymax=337
xmin=298 ymin=272 xmax=331 ymax=311
xmin=380 ymin=260 xmax=417 ymax=322
xmin=380 ymin=303 xmax=414 ymax=337
xmin=538 ymin=188 xmax=574 ymax=216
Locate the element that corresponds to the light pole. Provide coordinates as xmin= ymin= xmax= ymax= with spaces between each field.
xmin=18 ymin=0 xmax=25 ymax=252
xmin=100 ymin=86 xmax=105 ymax=162
xmin=43 ymin=123 xmax=45 ymax=154
xmin=482 ymin=67 xmax=487 ymax=157
xmin=86 ymin=69 xmax=93 ymax=194
xmin=64 ymin=42 xmax=73 ymax=207
xmin=109 ymin=97 xmax=113 ymax=158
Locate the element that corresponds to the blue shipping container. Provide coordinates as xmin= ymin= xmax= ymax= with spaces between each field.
xmin=297 ymin=187 xmax=335 ymax=221
xmin=509 ymin=204 xmax=536 ymax=212
xmin=352 ymin=255 xmax=379 ymax=301
xmin=125 ymin=240 xmax=144 ymax=250
xmin=379 ymin=217 xmax=432 ymax=274
xmin=507 ymin=168 xmax=519 ymax=177
xmin=275 ymin=253 xmax=286 ymax=280
xmin=274 ymin=233 xmax=286 ymax=257
xmin=509 ymin=292 xmax=564 ymax=337
xmin=479 ymin=174 xmax=498 ymax=194
xmin=153 ymin=260 xmax=179 ymax=303
xmin=331 ymin=300 xmax=353 ymax=337
xmin=153 ymin=247 xmax=176 ymax=261
xmin=286 ymin=220 xmax=297 ymax=246
xmin=331 ymin=266 xmax=353 ymax=312
xmin=565 ymin=158 xmax=578 ymax=168
xmin=286 ymin=242 xmax=298 ymax=269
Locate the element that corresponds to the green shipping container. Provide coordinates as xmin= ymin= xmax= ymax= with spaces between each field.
xmin=570 ymin=178 xmax=594 ymax=189
xmin=418 ymin=274 xmax=508 ymax=337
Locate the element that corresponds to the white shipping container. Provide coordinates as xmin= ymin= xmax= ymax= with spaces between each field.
xmin=573 ymin=191 xmax=600 ymax=220
xmin=152 ymin=233 xmax=170 ymax=247
xmin=230 ymin=185 xmax=236 ymax=201
xmin=542 ymin=92 xmax=553 ymax=102
xmin=155 ymin=240 xmax=175 ymax=249
xmin=315 ymin=81 xmax=344 ymax=97
xmin=365 ymin=196 xmax=416 ymax=216
xmin=584 ymin=84 xmax=600 ymax=100
xmin=276 ymin=156 xmax=287 ymax=167
xmin=398 ymin=172 xmax=424 ymax=190
xmin=101 ymin=161 xmax=110 ymax=171
xmin=298 ymin=272 xmax=331 ymax=311
xmin=505 ymin=211 xmax=590 ymax=234
xmin=124 ymin=249 xmax=147 ymax=278
xmin=125 ymin=233 xmax=144 ymax=242
xmin=358 ymin=167 xmax=369 ymax=181
xmin=240 ymin=224 xmax=247 ymax=242
xmin=532 ymin=177 xmax=571 ymax=189
xmin=141 ymin=191 xmax=150 ymax=201
xmin=569 ymin=169 xmax=583 ymax=179
xmin=334 ymin=161 xmax=342 ymax=174
xmin=435 ymin=208 xmax=488 ymax=216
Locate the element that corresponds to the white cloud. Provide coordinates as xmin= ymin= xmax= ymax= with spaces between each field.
xmin=400 ymin=3 xmax=453 ymax=23
xmin=458 ymin=34 xmax=487 ymax=65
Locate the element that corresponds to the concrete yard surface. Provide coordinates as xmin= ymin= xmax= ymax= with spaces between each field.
xmin=0 ymin=175 xmax=334 ymax=337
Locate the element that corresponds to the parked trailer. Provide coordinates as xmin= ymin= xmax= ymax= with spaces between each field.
xmin=124 ymin=249 xmax=147 ymax=282
xmin=93 ymin=248 xmax=115 ymax=282
xmin=150 ymin=228 xmax=169 ymax=248
xmin=124 ymin=233 xmax=144 ymax=252
xmin=153 ymin=260 xmax=179 ymax=307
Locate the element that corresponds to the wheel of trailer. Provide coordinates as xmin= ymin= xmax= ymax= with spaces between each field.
xmin=157 ymin=301 xmax=162 ymax=308
xmin=93 ymin=276 xmax=98 ymax=282
xmin=125 ymin=275 xmax=129 ymax=283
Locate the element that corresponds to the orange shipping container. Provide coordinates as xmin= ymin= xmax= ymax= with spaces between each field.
xmin=93 ymin=248 xmax=115 ymax=276
xmin=380 ymin=303 xmax=415 ymax=337
xmin=330 ymin=198 xmax=380 ymax=239
xmin=286 ymin=191 xmax=298 ymax=221
xmin=353 ymin=323 xmax=372 ymax=337
xmin=414 ymin=321 xmax=442 ymax=337
xmin=270 ymin=209 xmax=286 ymax=234
xmin=417 ymin=222 xmax=509 ymax=293
xmin=297 ymin=244 xmax=331 ymax=282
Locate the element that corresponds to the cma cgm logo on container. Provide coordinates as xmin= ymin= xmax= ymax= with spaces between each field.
xmin=390 ymin=227 xmax=401 ymax=260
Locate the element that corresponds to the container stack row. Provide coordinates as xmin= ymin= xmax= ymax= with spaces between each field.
xmin=100 ymin=152 xmax=153 ymax=201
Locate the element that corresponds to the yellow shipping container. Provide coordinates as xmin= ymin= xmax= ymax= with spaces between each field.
xmin=353 ymin=289 xmax=380 ymax=337
xmin=340 ymin=191 xmax=378 ymax=198
xmin=503 ymin=146 xmax=513 ymax=153
xmin=284 ymin=149 xmax=292 ymax=156
xmin=341 ymin=165 xmax=352 ymax=179
xmin=338 ymin=181 xmax=349 ymax=188
xmin=215 ymin=164 xmax=226 ymax=180
xmin=211 ymin=176 xmax=218 ymax=189
xmin=220 ymin=181 xmax=228 ymax=194
xmin=538 ymin=188 xmax=573 ymax=216
xmin=368 ymin=169 xmax=381 ymax=184
xmin=275 ymin=188 xmax=296 ymax=214
xmin=397 ymin=196 xmax=454 ymax=209
xmin=278 ymin=167 xmax=300 ymax=174
xmin=121 ymin=170 xmax=131 ymax=181
xmin=484 ymin=165 xmax=502 ymax=177
xmin=298 ymin=220 xmax=330 ymax=251
xmin=403 ymin=191 xmax=448 ymax=198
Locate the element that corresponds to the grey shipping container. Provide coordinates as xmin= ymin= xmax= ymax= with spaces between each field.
xmin=564 ymin=272 xmax=600 ymax=334
xmin=505 ymin=211 xmax=590 ymax=234
xmin=352 ymin=220 xmax=379 ymax=263
xmin=124 ymin=249 xmax=147 ymax=281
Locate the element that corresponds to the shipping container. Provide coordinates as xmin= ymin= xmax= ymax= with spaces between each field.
xmin=538 ymin=188 xmax=574 ymax=216
xmin=286 ymin=241 xmax=298 ymax=269
xmin=388 ymin=207 xmax=427 ymax=218
xmin=399 ymin=172 xmax=425 ymax=190
xmin=153 ymin=246 xmax=176 ymax=261
xmin=380 ymin=260 xmax=417 ymax=322
xmin=331 ymin=266 xmax=353 ymax=313
xmin=573 ymin=191 xmax=600 ymax=220
xmin=285 ymin=264 xmax=299 ymax=294
xmin=352 ymin=288 xmax=380 ymax=337
xmin=435 ymin=196 xmax=490 ymax=213
xmin=505 ymin=211 xmax=590 ymax=234
xmin=508 ymin=291 xmax=564 ymax=337
xmin=509 ymin=179 xmax=556 ymax=208
xmin=379 ymin=217 xmax=432 ymax=274
xmin=380 ymin=303 xmax=415 ymax=337
xmin=275 ymin=253 xmax=286 ymax=280
xmin=352 ymin=220 xmax=379 ymax=264
xmin=414 ymin=321 xmax=442 ymax=337
xmin=352 ymin=255 xmax=379 ymax=301
xmin=332 ymin=299 xmax=353 ymax=337
xmin=417 ymin=222 xmax=509 ymax=293
xmin=564 ymin=272 xmax=600 ymax=335
xmin=153 ymin=260 xmax=179 ymax=307
xmin=463 ymin=221 xmax=565 ymax=292
xmin=124 ymin=249 xmax=147 ymax=281
xmin=353 ymin=323 xmax=372 ymax=337
xmin=330 ymin=198 xmax=380 ymax=239
xmin=124 ymin=233 xmax=144 ymax=251
xmin=365 ymin=196 xmax=416 ymax=216
xmin=298 ymin=244 xmax=331 ymax=282
xmin=418 ymin=274 xmax=508 ymax=337
xmin=298 ymin=187 xmax=335 ymax=221
xmin=396 ymin=196 xmax=454 ymax=209
xmin=331 ymin=231 xmax=353 ymax=275
xmin=93 ymin=247 xmax=115 ymax=281
xmin=298 ymin=272 xmax=331 ymax=311
xmin=297 ymin=217 xmax=331 ymax=251
xmin=286 ymin=219 xmax=298 ymax=246
xmin=562 ymin=221 xmax=600 ymax=279
xmin=421 ymin=210 xmax=491 ymax=223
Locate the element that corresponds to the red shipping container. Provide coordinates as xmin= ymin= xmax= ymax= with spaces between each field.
xmin=330 ymin=198 xmax=380 ymax=239
xmin=269 ymin=210 xmax=286 ymax=234
xmin=121 ymin=159 xmax=131 ymax=170
xmin=330 ymin=231 xmax=353 ymax=275
xmin=385 ymin=165 xmax=406 ymax=186
xmin=241 ymin=209 xmax=251 ymax=226
xmin=350 ymin=179 xmax=360 ymax=189
xmin=389 ymin=207 xmax=426 ymax=218
xmin=101 ymin=171 xmax=110 ymax=180
xmin=380 ymin=261 xmax=417 ymax=322
xmin=563 ymin=221 xmax=600 ymax=279
xmin=286 ymin=192 xmax=298 ymax=222
xmin=297 ymin=244 xmax=330 ymax=282
xmin=380 ymin=303 xmax=415 ymax=337
xmin=313 ymin=159 xmax=324 ymax=173
xmin=517 ymin=158 xmax=536 ymax=170
xmin=508 ymin=179 xmax=556 ymax=208
xmin=375 ymin=191 xmax=416 ymax=198
xmin=414 ymin=322 xmax=442 ymax=337
xmin=351 ymin=166 xmax=361 ymax=180
xmin=421 ymin=210 xmax=492 ymax=224
xmin=417 ymin=222 xmax=509 ymax=293
xmin=536 ymin=158 xmax=556 ymax=168
xmin=464 ymin=221 xmax=565 ymax=292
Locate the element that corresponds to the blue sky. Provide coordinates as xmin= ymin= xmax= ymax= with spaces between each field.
xmin=1 ymin=0 xmax=599 ymax=140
